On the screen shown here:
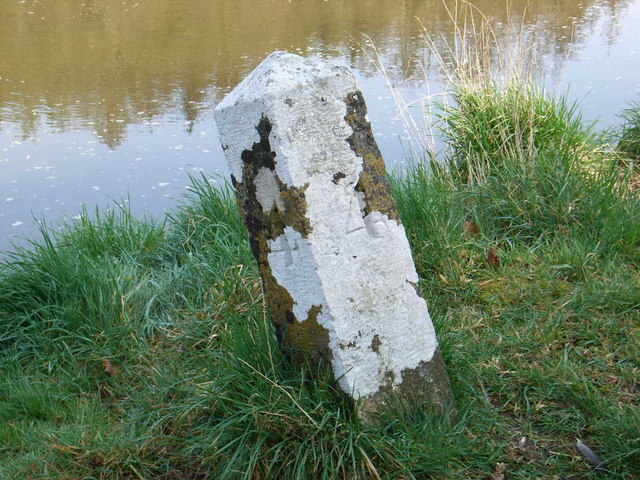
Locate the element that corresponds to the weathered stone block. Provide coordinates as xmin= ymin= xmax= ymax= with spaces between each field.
xmin=214 ymin=51 xmax=452 ymax=414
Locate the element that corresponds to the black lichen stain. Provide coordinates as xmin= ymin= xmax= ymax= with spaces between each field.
xmin=332 ymin=172 xmax=346 ymax=184
xmin=370 ymin=334 xmax=381 ymax=353
xmin=234 ymin=115 xmax=311 ymax=243
xmin=231 ymin=115 xmax=330 ymax=360
xmin=285 ymin=310 xmax=296 ymax=325
xmin=381 ymin=369 xmax=395 ymax=388
xmin=406 ymin=280 xmax=423 ymax=297
xmin=343 ymin=91 xmax=400 ymax=222
xmin=395 ymin=348 xmax=452 ymax=408
xmin=240 ymin=115 xmax=276 ymax=170
xmin=339 ymin=340 xmax=357 ymax=350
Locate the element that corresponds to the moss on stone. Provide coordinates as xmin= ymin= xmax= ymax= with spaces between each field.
xmin=287 ymin=305 xmax=332 ymax=361
xmin=231 ymin=114 xmax=331 ymax=359
xmin=343 ymin=91 xmax=400 ymax=222
xmin=279 ymin=183 xmax=311 ymax=236
xmin=357 ymin=347 xmax=454 ymax=421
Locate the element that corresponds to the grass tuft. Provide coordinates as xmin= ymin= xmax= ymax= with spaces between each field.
xmin=617 ymin=100 xmax=640 ymax=162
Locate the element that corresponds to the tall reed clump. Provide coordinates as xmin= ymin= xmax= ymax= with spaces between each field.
xmin=0 ymin=206 xmax=167 ymax=361
xmin=439 ymin=81 xmax=640 ymax=248
xmin=442 ymin=82 xmax=592 ymax=183
xmin=0 ymin=182 xmax=253 ymax=368
xmin=617 ymin=100 xmax=640 ymax=161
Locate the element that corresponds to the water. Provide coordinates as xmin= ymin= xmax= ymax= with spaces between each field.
xmin=1 ymin=0 xmax=640 ymax=251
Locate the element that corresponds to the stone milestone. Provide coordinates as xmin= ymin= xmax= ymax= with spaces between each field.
xmin=214 ymin=51 xmax=452 ymax=415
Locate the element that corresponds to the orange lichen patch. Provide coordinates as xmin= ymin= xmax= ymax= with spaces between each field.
xmin=367 ymin=152 xmax=387 ymax=177
xmin=279 ymin=181 xmax=311 ymax=235
xmin=259 ymin=251 xmax=296 ymax=344
xmin=230 ymin=113 xmax=332 ymax=361
xmin=232 ymin=116 xmax=312 ymax=240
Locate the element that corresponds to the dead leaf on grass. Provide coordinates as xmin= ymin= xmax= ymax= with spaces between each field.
xmin=102 ymin=359 xmax=117 ymax=377
xmin=487 ymin=247 xmax=501 ymax=267
xmin=99 ymin=382 xmax=112 ymax=400
xmin=464 ymin=220 xmax=480 ymax=236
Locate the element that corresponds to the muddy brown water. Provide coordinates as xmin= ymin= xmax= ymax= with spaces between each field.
xmin=1 ymin=0 xmax=639 ymax=251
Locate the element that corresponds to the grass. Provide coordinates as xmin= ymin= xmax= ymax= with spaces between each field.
xmin=2 ymin=77 xmax=640 ymax=480
xmin=0 ymin=177 xmax=489 ymax=479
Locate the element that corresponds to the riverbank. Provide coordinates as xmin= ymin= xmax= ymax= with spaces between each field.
xmin=1 ymin=84 xmax=639 ymax=479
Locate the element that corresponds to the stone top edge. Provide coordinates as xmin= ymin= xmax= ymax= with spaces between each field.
xmin=214 ymin=51 xmax=354 ymax=112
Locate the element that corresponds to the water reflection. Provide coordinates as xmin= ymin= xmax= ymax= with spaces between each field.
xmin=2 ymin=0 xmax=636 ymax=144
xmin=1 ymin=0 xmax=639 ymax=250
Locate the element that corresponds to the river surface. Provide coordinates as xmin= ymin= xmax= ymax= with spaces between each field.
xmin=1 ymin=0 xmax=640 ymax=251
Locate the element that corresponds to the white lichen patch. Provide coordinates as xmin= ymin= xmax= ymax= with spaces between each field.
xmin=214 ymin=52 xmax=358 ymax=188
xmin=254 ymin=167 xmax=284 ymax=213
xmin=213 ymin=101 xmax=262 ymax=182
xmin=302 ymin=176 xmax=437 ymax=398
xmin=363 ymin=211 xmax=390 ymax=238
xmin=267 ymin=227 xmax=328 ymax=322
